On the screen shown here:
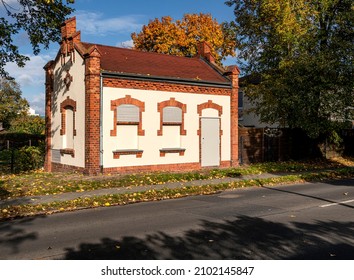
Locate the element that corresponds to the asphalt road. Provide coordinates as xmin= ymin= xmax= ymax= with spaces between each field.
xmin=0 ymin=179 xmax=353 ymax=260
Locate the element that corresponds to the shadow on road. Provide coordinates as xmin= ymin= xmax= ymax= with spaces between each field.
xmin=0 ymin=216 xmax=44 ymax=255
xmin=63 ymin=215 xmax=354 ymax=260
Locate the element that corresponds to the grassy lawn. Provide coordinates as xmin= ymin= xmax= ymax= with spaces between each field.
xmin=1 ymin=157 xmax=353 ymax=220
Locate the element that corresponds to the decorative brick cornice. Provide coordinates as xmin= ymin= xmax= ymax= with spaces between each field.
xmin=110 ymin=95 xmax=145 ymax=137
xmin=103 ymin=78 xmax=231 ymax=96
xmin=157 ymin=97 xmax=187 ymax=136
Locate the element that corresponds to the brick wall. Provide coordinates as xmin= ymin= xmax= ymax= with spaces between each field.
xmin=84 ymin=47 xmax=101 ymax=175
xmin=44 ymin=61 xmax=54 ymax=172
xmin=225 ymin=66 xmax=240 ymax=167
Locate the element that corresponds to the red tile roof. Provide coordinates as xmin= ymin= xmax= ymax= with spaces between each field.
xmin=80 ymin=42 xmax=230 ymax=84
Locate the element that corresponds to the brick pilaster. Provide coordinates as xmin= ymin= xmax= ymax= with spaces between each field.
xmin=84 ymin=46 xmax=101 ymax=175
xmin=226 ymin=66 xmax=240 ymax=167
xmin=43 ymin=61 xmax=55 ymax=172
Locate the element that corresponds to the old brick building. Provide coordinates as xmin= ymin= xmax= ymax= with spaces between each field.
xmin=44 ymin=17 xmax=240 ymax=175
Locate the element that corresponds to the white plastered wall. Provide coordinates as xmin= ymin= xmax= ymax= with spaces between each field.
xmin=102 ymin=87 xmax=231 ymax=168
xmin=51 ymin=50 xmax=86 ymax=167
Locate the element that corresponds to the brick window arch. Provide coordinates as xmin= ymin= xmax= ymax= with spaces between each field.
xmin=60 ymin=96 xmax=77 ymax=136
xmin=110 ymin=95 xmax=145 ymax=137
xmin=197 ymin=100 xmax=223 ymax=117
xmin=157 ymin=97 xmax=186 ymax=136
xmin=197 ymin=100 xmax=223 ymax=136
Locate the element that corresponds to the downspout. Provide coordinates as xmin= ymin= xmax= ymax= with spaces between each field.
xmin=99 ymin=73 xmax=103 ymax=173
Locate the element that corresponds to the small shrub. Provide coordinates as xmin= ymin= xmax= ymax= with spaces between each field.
xmin=15 ymin=146 xmax=44 ymax=172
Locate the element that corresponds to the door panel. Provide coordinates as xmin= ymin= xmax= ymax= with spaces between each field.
xmin=201 ymin=118 xmax=220 ymax=167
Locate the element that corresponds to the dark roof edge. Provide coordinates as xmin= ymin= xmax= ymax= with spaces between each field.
xmin=101 ymin=71 xmax=232 ymax=89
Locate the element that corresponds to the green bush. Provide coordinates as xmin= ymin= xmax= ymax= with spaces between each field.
xmin=15 ymin=146 xmax=44 ymax=172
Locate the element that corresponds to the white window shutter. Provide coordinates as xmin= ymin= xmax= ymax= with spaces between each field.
xmin=163 ymin=106 xmax=182 ymax=123
xmin=117 ymin=105 xmax=139 ymax=123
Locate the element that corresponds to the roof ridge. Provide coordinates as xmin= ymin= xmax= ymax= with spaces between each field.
xmin=81 ymin=41 xmax=201 ymax=61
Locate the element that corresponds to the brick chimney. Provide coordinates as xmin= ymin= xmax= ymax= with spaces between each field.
xmin=60 ymin=17 xmax=81 ymax=57
xmin=197 ymin=41 xmax=215 ymax=64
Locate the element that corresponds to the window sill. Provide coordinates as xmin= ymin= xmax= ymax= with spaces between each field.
xmin=60 ymin=148 xmax=75 ymax=157
xmin=113 ymin=149 xmax=143 ymax=159
xmin=160 ymin=148 xmax=185 ymax=157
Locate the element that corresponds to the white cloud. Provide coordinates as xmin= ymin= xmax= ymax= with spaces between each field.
xmin=75 ymin=10 xmax=144 ymax=36
xmin=5 ymin=53 xmax=51 ymax=87
xmin=4 ymin=53 xmax=53 ymax=116
xmin=116 ymin=39 xmax=134 ymax=48
xmin=29 ymin=93 xmax=45 ymax=116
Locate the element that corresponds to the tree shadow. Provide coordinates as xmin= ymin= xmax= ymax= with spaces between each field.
xmin=0 ymin=216 xmax=43 ymax=256
xmin=63 ymin=216 xmax=354 ymax=260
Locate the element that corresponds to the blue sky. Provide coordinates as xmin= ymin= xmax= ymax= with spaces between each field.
xmin=4 ymin=0 xmax=236 ymax=115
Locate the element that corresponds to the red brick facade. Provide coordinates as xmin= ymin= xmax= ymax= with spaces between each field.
xmin=225 ymin=66 xmax=241 ymax=167
xmin=45 ymin=17 xmax=240 ymax=175
xmin=84 ymin=47 xmax=101 ymax=175
xmin=44 ymin=61 xmax=54 ymax=172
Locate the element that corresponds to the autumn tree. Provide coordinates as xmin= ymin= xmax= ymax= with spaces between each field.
xmin=9 ymin=115 xmax=45 ymax=135
xmin=131 ymin=13 xmax=236 ymax=64
xmin=0 ymin=78 xmax=29 ymax=129
xmin=0 ymin=0 xmax=74 ymax=78
xmin=226 ymin=0 xmax=354 ymax=139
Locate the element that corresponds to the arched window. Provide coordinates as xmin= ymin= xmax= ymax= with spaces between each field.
xmin=60 ymin=97 xmax=76 ymax=156
xmin=111 ymin=95 xmax=145 ymax=159
xmin=157 ymin=98 xmax=186 ymax=156
xmin=157 ymin=98 xmax=186 ymax=136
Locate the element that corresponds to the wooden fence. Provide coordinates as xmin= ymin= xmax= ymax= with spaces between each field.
xmin=238 ymin=127 xmax=354 ymax=164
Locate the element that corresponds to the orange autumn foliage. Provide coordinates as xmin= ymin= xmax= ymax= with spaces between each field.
xmin=131 ymin=13 xmax=236 ymax=65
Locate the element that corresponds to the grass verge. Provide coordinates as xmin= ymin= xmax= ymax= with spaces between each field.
xmin=1 ymin=167 xmax=353 ymax=220
xmin=1 ymin=157 xmax=353 ymax=199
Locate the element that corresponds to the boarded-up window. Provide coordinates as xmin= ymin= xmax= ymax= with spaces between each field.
xmin=162 ymin=106 xmax=182 ymax=124
xmin=162 ymin=126 xmax=181 ymax=148
xmin=64 ymin=107 xmax=74 ymax=149
xmin=117 ymin=105 xmax=139 ymax=123
xmin=116 ymin=125 xmax=138 ymax=150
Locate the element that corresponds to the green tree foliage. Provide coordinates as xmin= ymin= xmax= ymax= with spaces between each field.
xmin=16 ymin=146 xmax=44 ymax=172
xmin=131 ymin=13 xmax=236 ymax=65
xmin=0 ymin=0 xmax=74 ymax=78
xmin=226 ymin=0 xmax=354 ymax=138
xmin=0 ymin=78 xmax=29 ymax=129
xmin=9 ymin=115 xmax=45 ymax=135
